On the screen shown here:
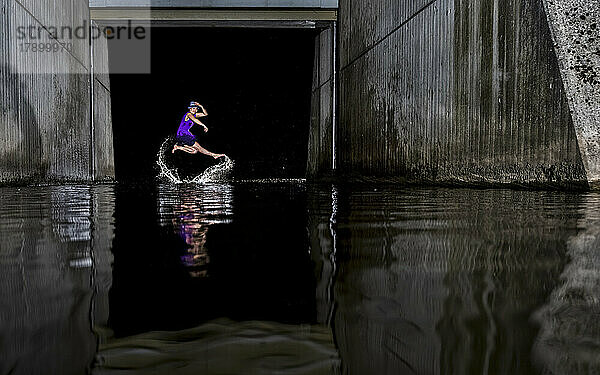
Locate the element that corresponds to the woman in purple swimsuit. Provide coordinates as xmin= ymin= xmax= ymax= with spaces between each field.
xmin=172 ymin=101 xmax=225 ymax=158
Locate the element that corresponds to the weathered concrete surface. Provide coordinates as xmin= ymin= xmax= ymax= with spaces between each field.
xmin=0 ymin=0 xmax=90 ymax=182
xmin=543 ymin=0 xmax=600 ymax=187
xmin=92 ymin=21 xmax=115 ymax=181
xmin=336 ymin=0 xmax=594 ymax=188
xmin=90 ymin=0 xmax=338 ymax=8
xmin=308 ymin=26 xmax=335 ymax=178
xmin=0 ymin=0 xmax=114 ymax=183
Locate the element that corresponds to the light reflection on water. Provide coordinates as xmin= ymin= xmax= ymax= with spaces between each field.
xmin=0 ymin=184 xmax=599 ymax=374
xmin=157 ymin=184 xmax=234 ymax=277
xmin=0 ymin=185 xmax=114 ymax=375
xmin=318 ymin=188 xmax=592 ymax=375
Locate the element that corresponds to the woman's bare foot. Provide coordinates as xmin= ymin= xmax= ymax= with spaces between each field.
xmin=212 ymin=154 xmax=225 ymax=159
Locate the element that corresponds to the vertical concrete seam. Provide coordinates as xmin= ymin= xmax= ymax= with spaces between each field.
xmin=332 ymin=21 xmax=337 ymax=171
xmin=89 ymin=18 xmax=95 ymax=181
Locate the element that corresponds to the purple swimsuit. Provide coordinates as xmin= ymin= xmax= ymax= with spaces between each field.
xmin=175 ymin=113 xmax=197 ymax=146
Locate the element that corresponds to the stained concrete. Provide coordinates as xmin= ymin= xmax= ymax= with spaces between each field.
xmin=92 ymin=20 xmax=115 ymax=181
xmin=89 ymin=0 xmax=338 ymax=8
xmin=3 ymin=0 xmax=596 ymax=187
xmin=543 ymin=0 xmax=600 ymax=187
xmin=335 ymin=0 xmax=598 ymax=188
xmin=308 ymin=26 xmax=335 ymax=178
xmin=0 ymin=0 xmax=114 ymax=184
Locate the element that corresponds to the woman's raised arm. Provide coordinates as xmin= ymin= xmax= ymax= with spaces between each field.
xmin=195 ymin=104 xmax=208 ymax=118
xmin=188 ymin=114 xmax=209 ymax=132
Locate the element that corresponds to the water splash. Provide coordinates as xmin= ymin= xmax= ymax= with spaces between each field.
xmin=187 ymin=157 xmax=234 ymax=183
xmin=157 ymin=139 xmax=183 ymax=183
xmin=157 ymin=138 xmax=234 ymax=184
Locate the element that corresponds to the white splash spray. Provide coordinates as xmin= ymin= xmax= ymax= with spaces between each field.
xmin=157 ymin=138 xmax=234 ymax=184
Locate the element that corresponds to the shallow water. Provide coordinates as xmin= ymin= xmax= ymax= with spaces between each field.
xmin=1 ymin=183 xmax=599 ymax=375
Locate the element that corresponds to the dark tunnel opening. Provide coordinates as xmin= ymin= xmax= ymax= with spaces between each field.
xmin=109 ymin=27 xmax=317 ymax=183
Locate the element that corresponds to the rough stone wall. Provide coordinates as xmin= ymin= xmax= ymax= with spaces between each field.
xmin=337 ymin=0 xmax=594 ymax=187
xmin=0 ymin=0 xmax=114 ymax=183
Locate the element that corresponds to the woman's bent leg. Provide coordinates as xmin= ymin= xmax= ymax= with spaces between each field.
xmin=193 ymin=143 xmax=224 ymax=159
xmin=183 ymin=145 xmax=198 ymax=154
xmin=173 ymin=144 xmax=198 ymax=154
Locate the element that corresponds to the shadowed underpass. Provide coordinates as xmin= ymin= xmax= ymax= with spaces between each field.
xmin=110 ymin=27 xmax=315 ymax=182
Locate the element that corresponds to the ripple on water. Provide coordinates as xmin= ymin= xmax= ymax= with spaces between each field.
xmin=2 ymin=185 xmax=600 ymax=374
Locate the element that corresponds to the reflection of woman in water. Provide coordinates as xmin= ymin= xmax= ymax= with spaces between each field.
xmin=174 ymin=210 xmax=210 ymax=278
xmin=172 ymin=101 xmax=225 ymax=158
xmin=158 ymin=184 xmax=233 ymax=278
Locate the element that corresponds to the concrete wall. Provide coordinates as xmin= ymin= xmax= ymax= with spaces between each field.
xmin=543 ymin=0 xmax=600 ymax=188
xmin=336 ymin=0 xmax=598 ymax=187
xmin=307 ymin=26 xmax=335 ymax=178
xmin=90 ymin=0 xmax=338 ymax=8
xmin=92 ymin=20 xmax=115 ymax=181
xmin=0 ymin=0 xmax=114 ymax=184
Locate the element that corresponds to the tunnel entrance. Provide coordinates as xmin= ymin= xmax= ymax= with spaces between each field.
xmin=108 ymin=26 xmax=319 ymax=182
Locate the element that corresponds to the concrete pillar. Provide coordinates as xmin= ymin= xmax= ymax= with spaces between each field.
xmin=543 ymin=0 xmax=600 ymax=188
xmin=92 ymin=20 xmax=115 ymax=181
xmin=0 ymin=0 xmax=114 ymax=184
xmin=307 ymin=26 xmax=335 ymax=178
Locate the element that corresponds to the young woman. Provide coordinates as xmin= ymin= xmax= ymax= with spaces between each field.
xmin=172 ymin=101 xmax=225 ymax=158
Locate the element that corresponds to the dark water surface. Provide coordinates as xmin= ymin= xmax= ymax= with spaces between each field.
xmin=1 ymin=183 xmax=599 ymax=375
